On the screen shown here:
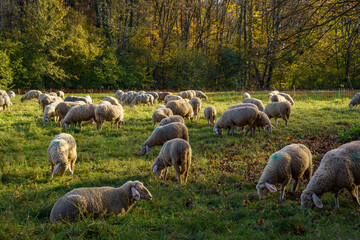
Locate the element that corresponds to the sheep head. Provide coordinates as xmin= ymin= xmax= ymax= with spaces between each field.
xmin=301 ymin=190 xmax=323 ymax=209
xmin=256 ymin=182 xmax=277 ymax=199
xmin=213 ymin=127 xmax=222 ymax=135
xmin=132 ymin=181 xmax=152 ymax=201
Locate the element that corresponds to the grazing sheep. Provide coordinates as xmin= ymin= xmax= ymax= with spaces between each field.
xmin=213 ymin=107 xmax=259 ymax=136
xmin=157 ymin=92 xmax=172 ymax=101
xmin=0 ymin=90 xmax=8 ymax=96
xmin=84 ymin=95 xmax=92 ymax=104
xmin=278 ymin=93 xmax=295 ymax=105
xmin=152 ymin=108 xmax=173 ymax=128
xmin=39 ymin=94 xmax=63 ymax=112
xmin=64 ymin=96 xmax=91 ymax=104
xmin=257 ymin=144 xmax=312 ymax=202
xmin=195 ymin=91 xmax=209 ymax=101
xmin=301 ymin=141 xmax=360 ymax=209
xmin=151 ymin=138 xmax=192 ymax=186
xmin=189 ymin=97 xmax=202 ymax=119
xmin=43 ymin=103 xmax=60 ymax=124
xmin=349 ymin=92 xmax=360 ymax=108
xmin=243 ymin=92 xmax=251 ymax=100
xmin=264 ymin=102 xmax=292 ymax=127
xmin=0 ymin=95 xmax=11 ymax=111
xmin=94 ymin=104 xmax=124 ymax=130
xmin=252 ymin=111 xmax=274 ymax=134
xmin=146 ymin=92 xmax=159 ymax=102
xmin=267 ymin=90 xmax=279 ymax=100
xmin=62 ymin=104 xmax=98 ymax=130
xmin=141 ymin=122 xmax=189 ymax=155
xmin=165 ymin=100 xmax=194 ymax=120
xmin=227 ymin=103 xmax=259 ymax=111
xmin=47 ymin=133 xmax=77 ymax=178
xmin=178 ymin=90 xmax=196 ymax=100
xmin=102 ymin=96 xmax=121 ymax=106
xmin=122 ymin=93 xmax=138 ymax=106
xmin=270 ymin=94 xmax=288 ymax=103
xmin=130 ymin=94 xmax=154 ymax=107
xmin=50 ymin=180 xmax=152 ymax=222
xmin=57 ymin=91 xmax=65 ymax=99
xmin=48 ymin=92 xmax=58 ymax=97
xmin=20 ymin=90 xmax=42 ymax=102
xmin=99 ymin=100 xmax=112 ymax=106
xmin=55 ymin=102 xmax=85 ymax=125
xmin=8 ymin=91 xmax=15 ymax=98
xmin=204 ymin=106 xmax=216 ymax=126
xmin=115 ymin=90 xmax=124 ymax=100
xmin=120 ymin=91 xmax=135 ymax=103
xmin=158 ymin=115 xmax=185 ymax=127
xmin=164 ymin=95 xmax=182 ymax=104
xmin=138 ymin=91 xmax=146 ymax=94
xmin=243 ymin=98 xmax=265 ymax=111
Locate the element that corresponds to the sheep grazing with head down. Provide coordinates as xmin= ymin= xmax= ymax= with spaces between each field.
xmin=195 ymin=91 xmax=208 ymax=101
xmin=204 ymin=106 xmax=216 ymax=126
xmin=38 ymin=94 xmax=63 ymax=112
xmin=189 ymin=97 xmax=201 ymax=119
xmin=152 ymin=107 xmax=173 ymax=128
xmin=55 ymin=101 xmax=85 ymax=125
xmin=47 ymin=133 xmax=77 ymax=178
xmin=165 ymin=100 xmax=194 ymax=120
xmin=257 ymin=144 xmax=312 ymax=202
xmin=146 ymin=92 xmax=159 ymax=102
xmin=278 ymin=93 xmax=295 ymax=105
xmin=267 ymin=90 xmax=279 ymax=100
xmin=0 ymin=95 xmax=11 ymax=111
xmin=270 ymin=94 xmax=288 ymax=103
xmin=64 ymin=95 xmax=91 ymax=104
xmin=141 ymin=122 xmax=189 ymax=155
xmin=349 ymin=92 xmax=360 ymax=108
xmin=102 ymin=96 xmax=121 ymax=106
xmin=94 ymin=104 xmax=124 ymax=130
xmin=122 ymin=93 xmax=139 ymax=106
xmin=164 ymin=95 xmax=182 ymax=104
xmin=43 ymin=103 xmax=60 ymax=124
xmin=178 ymin=90 xmax=196 ymax=100
xmin=56 ymin=91 xmax=65 ymax=99
xmin=243 ymin=92 xmax=251 ymax=100
xmin=264 ymin=102 xmax=292 ymax=127
xmin=151 ymin=138 xmax=192 ymax=186
xmin=62 ymin=104 xmax=98 ymax=130
xmin=115 ymin=90 xmax=124 ymax=101
xmin=301 ymin=141 xmax=360 ymax=210
xmin=130 ymin=94 xmax=154 ymax=107
xmin=242 ymin=98 xmax=265 ymax=111
xmin=50 ymin=180 xmax=152 ymax=222
xmin=21 ymin=90 xmax=42 ymax=103
xmin=157 ymin=92 xmax=172 ymax=102
xmin=227 ymin=103 xmax=258 ymax=111
xmin=158 ymin=115 xmax=185 ymax=127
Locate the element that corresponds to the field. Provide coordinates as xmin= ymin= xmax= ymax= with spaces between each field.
xmin=1 ymin=92 xmax=360 ymax=239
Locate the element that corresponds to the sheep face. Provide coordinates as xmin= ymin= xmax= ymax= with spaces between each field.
xmin=151 ymin=164 xmax=165 ymax=178
xmin=256 ymin=182 xmax=277 ymax=199
xmin=133 ymin=182 xmax=152 ymax=201
xmin=301 ymin=191 xmax=323 ymax=209
xmin=43 ymin=118 xmax=50 ymax=124
xmin=62 ymin=123 xmax=70 ymax=129
xmin=349 ymin=103 xmax=354 ymax=108
xmin=53 ymin=162 xmax=69 ymax=177
xmin=264 ymin=124 xmax=274 ymax=133
xmin=141 ymin=145 xmax=151 ymax=155
xmin=213 ymin=127 xmax=222 ymax=135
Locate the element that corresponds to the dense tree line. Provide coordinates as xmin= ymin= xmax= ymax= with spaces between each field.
xmin=0 ymin=0 xmax=359 ymax=90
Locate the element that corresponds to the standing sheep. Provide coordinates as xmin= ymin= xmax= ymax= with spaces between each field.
xmin=146 ymin=92 xmax=159 ymax=102
xmin=243 ymin=92 xmax=251 ymax=100
xmin=157 ymin=92 xmax=172 ymax=102
xmin=264 ymin=102 xmax=292 ymax=127
xmin=243 ymin=98 xmax=265 ymax=111
xmin=8 ymin=91 xmax=15 ymax=98
xmin=141 ymin=122 xmax=189 ymax=155
xmin=267 ymin=90 xmax=279 ymax=100
xmin=195 ymin=91 xmax=209 ymax=101
xmin=227 ymin=103 xmax=258 ymax=111
xmin=204 ymin=106 xmax=216 ymax=126
xmin=270 ymin=94 xmax=288 ymax=103
xmin=278 ymin=93 xmax=295 ymax=105
xmin=256 ymin=144 xmax=312 ymax=202
xmin=55 ymin=102 xmax=85 ymax=125
xmin=39 ymin=94 xmax=63 ymax=112
xmin=164 ymin=95 xmax=182 ymax=104
xmin=152 ymin=108 xmax=173 ymax=128
xmin=20 ymin=90 xmax=42 ymax=102
xmin=301 ymin=141 xmax=360 ymax=209
xmin=158 ymin=115 xmax=185 ymax=127
xmin=0 ymin=95 xmax=11 ymax=111
xmin=62 ymin=104 xmax=98 ymax=130
xmin=50 ymin=180 xmax=152 ymax=222
xmin=115 ymin=90 xmax=124 ymax=101
xmin=64 ymin=96 xmax=91 ymax=104
xmin=130 ymin=94 xmax=154 ymax=107
xmin=102 ymin=96 xmax=121 ymax=106
xmin=43 ymin=103 xmax=60 ymax=124
xmin=47 ymin=133 xmax=77 ymax=178
xmin=57 ymin=91 xmax=65 ymax=99
xmin=349 ymin=92 xmax=360 ymax=108
xmin=189 ymin=97 xmax=202 ymax=119
xmin=94 ymin=104 xmax=124 ymax=130
xmin=0 ymin=90 xmax=8 ymax=96
xmin=151 ymin=139 xmax=192 ymax=186
xmin=165 ymin=100 xmax=194 ymax=120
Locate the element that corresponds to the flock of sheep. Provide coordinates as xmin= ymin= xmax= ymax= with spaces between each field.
xmin=1 ymin=88 xmax=360 ymax=223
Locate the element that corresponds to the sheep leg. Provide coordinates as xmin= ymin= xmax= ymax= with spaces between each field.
xmin=227 ymin=128 xmax=230 ymax=135
xmin=79 ymin=122 xmax=82 ymax=130
xmin=291 ymin=179 xmax=299 ymax=192
xmin=334 ymin=192 xmax=339 ymax=209
xmin=275 ymin=118 xmax=278 ymax=126
xmin=50 ymin=164 xmax=54 ymax=178
xmin=280 ymin=180 xmax=290 ymax=202
xmin=207 ymin=120 xmax=209 ymax=126
xmin=70 ymin=160 xmax=75 ymax=175
xmin=348 ymin=187 xmax=360 ymax=208
xmin=231 ymin=127 xmax=235 ymax=135
xmin=163 ymin=168 xmax=168 ymax=181
xmin=173 ymin=164 xmax=182 ymax=186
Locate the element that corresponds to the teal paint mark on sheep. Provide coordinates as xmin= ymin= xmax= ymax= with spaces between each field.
xmin=272 ymin=153 xmax=280 ymax=160
xmin=55 ymin=141 xmax=61 ymax=146
xmin=350 ymin=152 xmax=360 ymax=163
xmin=154 ymin=127 xmax=160 ymax=132
xmin=270 ymin=103 xmax=277 ymax=107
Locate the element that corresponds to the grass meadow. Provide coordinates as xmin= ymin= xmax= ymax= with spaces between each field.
xmin=1 ymin=91 xmax=360 ymax=239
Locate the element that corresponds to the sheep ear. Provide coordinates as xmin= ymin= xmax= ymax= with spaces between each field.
xmin=265 ymin=182 xmax=277 ymax=192
xmin=53 ymin=163 xmax=61 ymax=174
xmin=131 ymin=187 xmax=140 ymax=200
xmin=146 ymin=145 xmax=151 ymax=153
xmin=152 ymin=165 xmax=158 ymax=173
xmin=312 ymin=193 xmax=323 ymax=208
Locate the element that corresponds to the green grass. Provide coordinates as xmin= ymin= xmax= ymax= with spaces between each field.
xmin=1 ymin=92 xmax=360 ymax=239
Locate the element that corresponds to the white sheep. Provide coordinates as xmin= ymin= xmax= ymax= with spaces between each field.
xmin=263 ymin=102 xmax=292 ymax=127
xmin=50 ymin=180 xmax=152 ymax=222
xmin=227 ymin=103 xmax=258 ymax=111
xmin=102 ymin=96 xmax=121 ymax=106
xmin=178 ymin=90 xmax=196 ymax=100
xmin=95 ymin=104 xmax=124 ymax=130
xmin=278 ymin=93 xmax=295 ymax=105
xmin=0 ymin=95 xmax=11 ymax=111
xmin=256 ymin=144 xmax=312 ymax=202
xmin=158 ymin=115 xmax=185 ymax=127
xmin=195 ymin=90 xmax=209 ymax=101
xmin=157 ymin=92 xmax=172 ymax=102
xmin=0 ymin=90 xmax=8 ymax=96
xmin=204 ymin=106 xmax=216 ymax=126
xmin=349 ymin=92 xmax=360 ymax=108
xmin=151 ymin=138 xmax=192 ymax=186
xmin=164 ymin=95 xmax=182 ymax=104
xmin=242 ymin=98 xmax=265 ymax=111
xmin=8 ymin=91 xmax=15 ymax=98
xmin=115 ymin=90 xmax=124 ymax=101
xmin=270 ymin=94 xmax=288 ymax=103
xmin=64 ymin=95 xmax=91 ymax=104
xmin=267 ymin=90 xmax=279 ymax=100
xmin=62 ymin=104 xmax=98 ymax=130
xmin=55 ymin=101 xmax=85 ymax=125
xmin=243 ymin=92 xmax=251 ymax=100
xmin=146 ymin=92 xmax=159 ymax=102
xmin=43 ymin=103 xmax=60 ymax=124
xmin=301 ymin=141 xmax=360 ymax=209
xmin=165 ymin=100 xmax=194 ymax=120
xmin=20 ymin=90 xmax=42 ymax=103
xmin=47 ymin=133 xmax=77 ymax=178
xmin=56 ymin=91 xmax=65 ymax=99
xmin=130 ymin=94 xmax=154 ymax=107
xmin=152 ymin=107 xmax=173 ymax=128
xmin=189 ymin=97 xmax=201 ymax=119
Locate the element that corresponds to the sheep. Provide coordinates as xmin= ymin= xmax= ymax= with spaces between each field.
xmin=213 ymin=107 xmax=259 ymax=136
xmin=94 ymin=104 xmax=124 ymax=130
xmin=62 ymin=104 xmax=98 ymax=130
xmin=57 ymin=91 xmax=65 ymax=99
xmin=158 ymin=115 xmax=185 ymax=127
xmin=278 ymin=93 xmax=295 ymax=105
xmin=102 ymin=96 xmax=121 ymax=106
xmin=178 ymin=90 xmax=196 ymax=100
xmin=20 ymin=90 xmax=42 ymax=102
xmin=195 ymin=90 xmax=209 ymax=101
xmin=55 ymin=102 xmax=85 ymax=125
xmin=48 ymin=92 xmax=58 ymax=97
xmin=263 ymin=102 xmax=292 ymax=127
xmin=99 ymin=100 xmax=112 ymax=106
xmin=138 ymin=90 xmax=146 ymax=94
xmin=164 ymin=95 xmax=182 ymax=104
xmin=189 ymin=97 xmax=202 ymax=119
xmin=8 ymin=91 xmax=15 ymax=98
xmin=301 ymin=141 xmax=360 ymax=210
xmin=64 ymin=95 xmax=91 ymax=104
xmin=270 ymin=94 xmax=288 ymax=103
xmin=47 ymin=133 xmax=77 ymax=178
xmin=257 ymin=144 xmax=312 ymax=202
xmin=157 ymin=92 xmax=172 ymax=101
xmin=130 ymin=94 xmax=154 ymax=107
xmin=243 ymin=98 xmax=265 ymax=111
xmin=267 ymin=90 xmax=279 ymax=100
xmin=152 ymin=107 xmax=173 ymax=128
xmin=0 ymin=95 xmax=11 ymax=111
xmin=141 ymin=122 xmax=189 ymax=155
xmin=349 ymin=92 xmax=360 ymax=108
xmin=251 ymin=111 xmax=274 ymax=134
xmin=157 ymin=105 xmax=166 ymax=109
xmin=120 ymin=91 xmax=135 ymax=102
xmin=115 ymin=90 xmax=124 ymax=101
xmin=0 ymin=90 xmax=8 ymax=96
xmin=146 ymin=92 xmax=159 ymax=102
xmin=204 ymin=106 xmax=216 ymax=126
xmin=43 ymin=103 xmax=60 ymax=124
xmin=151 ymin=138 xmax=192 ymax=186
xmin=50 ymin=180 xmax=152 ymax=222
xmin=165 ymin=100 xmax=194 ymax=120
xmin=243 ymin=92 xmax=251 ymax=100
xmin=227 ymin=103 xmax=259 ymax=111
xmin=122 ymin=93 xmax=138 ymax=106
xmin=39 ymin=94 xmax=63 ymax=112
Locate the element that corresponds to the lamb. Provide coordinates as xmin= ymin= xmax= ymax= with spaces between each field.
xmin=157 ymin=92 xmax=172 ymax=101
xmin=165 ymin=100 xmax=194 ymax=120
xmin=57 ymin=91 xmax=65 ymax=99
xmin=47 ymin=133 xmax=77 ymax=178
xmin=195 ymin=90 xmax=209 ymax=101
xmin=267 ymin=90 xmax=279 ymax=100
xmin=146 ymin=92 xmax=159 ymax=102
xmin=55 ymin=102 xmax=85 ymax=124
xmin=243 ymin=92 xmax=251 ymax=100
xmin=242 ymin=98 xmax=265 ymax=111
xmin=349 ymin=92 xmax=360 ymax=108
xmin=257 ymin=144 xmax=312 ymax=202
xmin=43 ymin=103 xmax=60 ymax=124
xmin=130 ymin=94 xmax=154 ymax=107
xmin=227 ymin=103 xmax=258 ymax=111
xmin=189 ymin=97 xmax=202 ymax=119
xmin=50 ymin=180 xmax=152 ymax=222
xmin=8 ymin=91 xmax=15 ymax=98
xmin=204 ymin=106 xmax=216 ymax=126
xmin=141 ymin=122 xmax=189 ymax=155
xmin=62 ymin=104 xmax=98 ymax=130
xmin=94 ymin=104 xmax=124 ymax=130
xmin=0 ymin=95 xmax=11 ymax=111
xmin=164 ymin=95 xmax=182 ymax=104
xmin=115 ymin=90 xmax=124 ymax=100
xmin=301 ymin=141 xmax=360 ymax=209
xmin=270 ymin=94 xmax=288 ymax=103
xmin=102 ymin=96 xmax=121 ymax=106
xmin=20 ymin=90 xmax=42 ymax=102
xmin=278 ymin=93 xmax=295 ymax=105
xmin=152 ymin=107 xmax=173 ymax=128
xmin=263 ymin=102 xmax=292 ymax=127
xmin=64 ymin=95 xmax=91 ymax=104
xmin=151 ymin=138 xmax=192 ymax=186
xmin=158 ymin=115 xmax=185 ymax=127
xmin=213 ymin=107 xmax=259 ymax=136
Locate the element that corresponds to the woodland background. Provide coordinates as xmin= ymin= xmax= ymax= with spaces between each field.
xmin=0 ymin=0 xmax=359 ymax=90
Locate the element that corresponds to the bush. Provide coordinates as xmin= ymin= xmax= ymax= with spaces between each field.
xmin=337 ymin=124 xmax=360 ymax=142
